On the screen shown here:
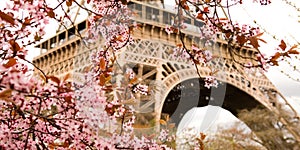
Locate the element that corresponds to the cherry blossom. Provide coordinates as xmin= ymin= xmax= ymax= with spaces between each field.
xmin=133 ymin=84 xmax=149 ymax=95
xmin=204 ymin=76 xmax=218 ymax=89
xmin=87 ymin=0 xmax=134 ymax=50
xmin=1 ymin=0 xmax=299 ymax=149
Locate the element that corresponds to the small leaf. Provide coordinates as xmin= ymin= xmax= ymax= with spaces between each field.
xmin=64 ymin=95 xmax=72 ymax=104
xmin=47 ymin=76 xmax=60 ymax=85
xmin=270 ymin=52 xmax=281 ymax=66
xmin=0 ymin=89 xmax=13 ymax=102
xmin=258 ymin=38 xmax=267 ymax=43
xmin=290 ymin=44 xmax=298 ymax=50
xmin=183 ymin=4 xmax=189 ymax=10
xmin=23 ymin=17 xmax=31 ymax=25
xmin=270 ymin=59 xmax=279 ymax=66
xmin=282 ymin=52 xmax=290 ymax=57
xmin=0 ymin=89 xmax=12 ymax=98
xmin=271 ymin=52 xmax=281 ymax=61
xmin=99 ymin=57 xmax=106 ymax=71
xmin=159 ymin=119 xmax=167 ymax=125
xmin=288 ymin=45 xmax=299 ymax=54
xmin=47 ymin=9 xmax=55 ymax=18
xmin=11 ymin=110 xmax=16 ymax=117
xmin=3 ymin=58 xmax=17 ymax=68
xmin=22 ymin=17 xmax=32 ymax=29
xmin=99 ymin=74 xmax=106 ymax=86
xmin=288 ymin=49 xmax=299 ymax=55
xmin=254 ymin=32 xmax=264 ymax=37
xmin=168 ymin=123 xmax=175 ymax=129
xmin=61 ymin=140 xmax=70 ymax=148
xmin=225 ymin=32 xmax=231 ymax=39
xmin=279 ymin=40 xmax=287 ymax=51
xmin=176 ymin=43 xmax=183 ymax=47
xmin=63 ymin=73 xmax=71 ymax=82
xmin=66 ymin=0 xmax=72 ymax=7
xmin=196 ymin=13 xmax=204 ymax=21
xmin=0 ymin=10 xmax=15 ymax=25
xmin=129 ymin=77 xmax=138 ymax=84
xmin=9 ymin=40 xmax=21 ymax=52
xmin=200 ymin=132 xmax=206 ymax=140
xmin=93 ymin=15 xmax=103 ymax=21
xmin=203 ymin=7 xmax=209 ymax=13
xmin=165 ymin=114 xmax=170 ymax=122
xmin=105 ymin=75 xmax=111 ymax=82
xmin=34 ymin=33 xmax=42 ymax=41
xmin=249 ymin=37 xmax=259 ymax=49
xmin=236 ymin=35 xmax=247 ymax=46
xmin=48 ymin=143 xmax=56 ymax=149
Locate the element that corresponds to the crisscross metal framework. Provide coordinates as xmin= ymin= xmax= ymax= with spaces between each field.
xmin=32 ymin=0 xmax=300 ymax=142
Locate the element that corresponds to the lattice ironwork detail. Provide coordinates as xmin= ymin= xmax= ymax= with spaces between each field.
xmin=32 ymin=1 xmax=300 ymax=142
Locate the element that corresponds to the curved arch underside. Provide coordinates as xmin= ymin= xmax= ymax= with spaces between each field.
xmin=161 ymin=78 xmax=264 ymax=125
xmin=119 ymin=38 xmax=300 ymax=142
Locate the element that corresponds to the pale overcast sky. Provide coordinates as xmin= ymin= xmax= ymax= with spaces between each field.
xmin=232 ymin=0 xmax=300 ymax=100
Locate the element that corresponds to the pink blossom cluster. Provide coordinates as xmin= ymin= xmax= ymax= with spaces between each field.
xmin=201 ymin=19 xmax=262 ymax=45
xmin=87 ymin=0 xmax=134 ymax=50
xmin=90 ymin=48 xmax=110 ymax=70
xmin=0 ymin=0 xmax=48 ymax=60
xmin=244 ymin=62 xmax=253 ymax=68
xmin=191 ymin=45 xmax=213 ymax=64
xmin=0 ymin=63 xmax=174 ymax=149
xmin=253 ymin=0 xmax=272 ymax=5
xmin=0 ymin=0 xmax=283 ymax=149
xmin=199 ymin=20 xmax=219 ymax=46
xmin=158 ymin=129 xmax=169 ymax=141
xmin=165 ymin=25 xmax=175 ymax=35
xmin=86 ymin=37 xmax=175 ymax=149
xmin=172 ymin=45 xmax=191 ymax=60
xmin=0 ymin=70 xmax=86 ymax=149
xmin=233 ymin=23 xmax=261 ymax=38
xmin=256 ymin=53 xmax=269 ymax=71
xmin=222 ymin=20 xmax=261 ymax=36
xmin=204 ymin=76 xmax=218 ymax=88
xmin=133 ymin=84 xmax=149 ymax=95
xmin=231 ymin=0 xmax=271 ymax=5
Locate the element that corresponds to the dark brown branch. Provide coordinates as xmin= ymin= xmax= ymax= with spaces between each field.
xmin=22 ymin=58 xmax=47 ymax=81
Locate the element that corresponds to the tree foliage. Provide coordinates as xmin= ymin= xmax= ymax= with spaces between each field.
xmin=205 ymin=122 xmax=267 ymax=150
xmin=238 ymin=108 xmax=300 ymax=149
xmin=207 ymin=107 xmax=300 ymax=150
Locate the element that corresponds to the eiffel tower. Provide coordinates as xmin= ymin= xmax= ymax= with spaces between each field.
xmin=32 ymin=0 xmax=300 ymax=145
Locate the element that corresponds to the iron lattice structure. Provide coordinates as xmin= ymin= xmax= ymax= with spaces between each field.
xmin=33 ymin=0 xmax=300 ymax=144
